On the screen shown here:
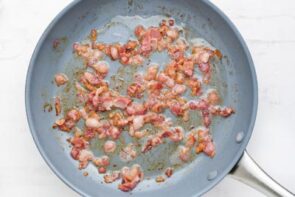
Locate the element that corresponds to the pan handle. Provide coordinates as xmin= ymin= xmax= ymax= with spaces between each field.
xmin=229 ymin=150 xmax=294 ymax=197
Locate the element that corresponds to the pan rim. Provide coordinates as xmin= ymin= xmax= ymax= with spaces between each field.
xmin=25 ymin=0 xmax=258 ymax=196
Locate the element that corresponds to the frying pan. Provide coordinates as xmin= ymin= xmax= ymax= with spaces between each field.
xmin=25 ymin=0 xmax=294 ymax=196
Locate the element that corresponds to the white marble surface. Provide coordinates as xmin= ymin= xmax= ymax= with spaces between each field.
xmin=0 ymin=0 xmax=294 ymax=196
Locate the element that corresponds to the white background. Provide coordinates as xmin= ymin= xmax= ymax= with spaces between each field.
xmin=0 ymin=0 xmax=294 ymax=196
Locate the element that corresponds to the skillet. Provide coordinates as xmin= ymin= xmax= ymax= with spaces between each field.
xmin=25 ymin=0 xmax=294 ymax=196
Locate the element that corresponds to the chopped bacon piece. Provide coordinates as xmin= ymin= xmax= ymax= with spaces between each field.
xmin=54 ymin=73 xmax=68 ymax=86
xmin=165 ymin=167 xmax=173 ymax=178
xmin=54 ymin=97 xmax=61 ymax=116
xmin=141 ymin=135 xmax=163 ymax=153
xmin=118 ymin=164 xmax=144 ymax=192
xmin=93 ymin=155 xmax=110 ymax=167
xmin=127 ymin=83 xmax=145 ymax=98
xmin=120 ymin=143 xmax=137 ymax=162
xmin=195 ymin=129 xmax=215 ymax=157
xmin=145 ymin=64 xmax=159 ymax=81
xmin=104 ymin=140 xmax=117 ymax=153
xmin=134 ymin=25 xmax=146 ymax=39
xmin=188 ymin=99 xmax=209 ymax=111
xmin=83 ymin=72 xmax=101 ymax=85
xmin=126 ymin=103 xmax=147 ymax=116
xmin=210 ymin=106 xmax=235 ymax=117
xmin=172 ymin=84 xmax=187 ymax=95
xmin=188 ymin=78 xmax=202 ymax=96
xmin=113 ymin=97 xmax=132 ymax=109
xmin=178 ymin=146 xmax=191 ymax=162
xmin=104 ymin=171 xmax=121 ymax=183
xmin=78 ymin=149 xmax=93 ymax=169
xmin=90 ymin=61 xmax=109 ymax=76
xmin=207 ymin=90 xmax=220 ymax=105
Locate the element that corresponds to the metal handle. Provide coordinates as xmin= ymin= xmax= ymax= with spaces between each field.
xmin=229 ymin=150 xmax=294 ymax=197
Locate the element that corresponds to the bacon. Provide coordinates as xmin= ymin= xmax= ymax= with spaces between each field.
xmin=178 ymin=146 xmax=191 ymax=162
xmin=188 ymin=99 xmax=209 ymax=111
xmin=126 ymin=103 xmax=147 ymax=116
xmin=209 ymin=106 xmax=235 ymax=117
xmin=134 ymin=25 xmax=146 ymax=39
xmin=120 ymin=143 xmax=137 ymax=162
xmin=104 ymin=171 xmax=121 ymax=183
xmin=54 ymin=73 xmax=68 ymax=86
xmin=145 ymin=64 xmax=158 ymax=81
xmin=127 ymin=83 xmax=145 ymax=98
xmin=90 ymin=61 xmax=109 ymax=76
xmin=83 ymin=72 xmax=101 ymax=85
xmin=195 ymin=129 xmax=215 ymax=157
xmin=162 ymin=127 xmax=184 ymax=142
xmin=169 ymin=101 xmax=185 ymax=116
xmin=93 ymin=155 xmax=110 ymax=167
xmin=54 ymin=97 xmax=61 ymax=116
xmin=132 ymin=115 xmax=145 ymax=131
xmin=207 ymin=90 xmax=220 ymax=105
xmin=172 ymin=84 xmax=187 ymax=95
xmin=66 ymin=109 xmax=81 ymax=122
xmin=147 ymin=80 xmax=163 ymax=94
xmin=141 ymin=135 xmax=163 ymax=153
xmin=188 ymin=78 xmax=202 ymax=96
xmin=183 ymin=60 xmax=194 ymax=77
xmin=166 ymin=28 xmax=179 ymax=41
xmin=78 ymin=149 xmax=93 ymax=169
xmin=118 ymin=164 xmax=144 ymax=192
xmin=157 ymin=72 xmax=175 ymax=88
xmin=113 ymin=97 xmax=132 ymax=109
xmin=165 ymin=167 xmax=173 ymax=178
xmin=104 ymin=140 xmax=117 ymax=153
xmin=128 ymin=54 xmax=144 ymax=66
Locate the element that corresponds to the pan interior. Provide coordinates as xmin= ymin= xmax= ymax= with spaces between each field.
xmin=26 ymin=0 xmax=257 ymax=196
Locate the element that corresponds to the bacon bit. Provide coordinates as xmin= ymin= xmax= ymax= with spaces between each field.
xmin=188 ymin=78 xmax=202 ymax=96
xmin=188 ymin=99 xmax=209 ymax=110
xmin=54 ymin=73 xmax=68 ymax=86
xmin=145 ymin=64 xmax=159 ymax=81
xmin=110 ymin=46 xmax=119 ymax=60
xmin=134 ymin=25 xmax=146 ymax=39
xmin=134 ymin=130 xmax=148 ymax=139
xmin=67 ymin=109 xmax=81 ymax=122
xmin=120 ymin=143 xmax=137 ymax=162
xmin=83 ymin=72 xmax=101 ymax=85
xmin=98 ymin=167 xmax=107 ymax=174
xmin=179 ymin=146 xmax=191 ymax=162
xmin=71 ymin=148 xmax=80 ymax=160
xmin=127 ymin=83 xmax=144 ymax=98
xmin=83 ymin=171 xmax=89 ymax=176
xmin=207 ymin=90 xmax=220 ymax=105
xmin=104 ymin=140 xmax=117 ymax=153
xmin=93 ymin=155 xmax=110 ymax=167
xmin=128 ymin=54 xmax=144 ymax=66
xmin=163 ymin=127 xmax=184 ymax=142
xmin=90 ymin=29 xmax=97 ymax=42
xmin=172 ymin=84 xmax=187 ymax=95
xmin=185 ymin=132 xmax=196 ymax=148
xmin=141 ymin=135 xmax=163 ymax=153
xmin=183 ymin=60 xmax=194 ymax=77
xmin=165 ymin=167 xmax=173 ymax=178
xmin=168 ymin=19 xmax=174 ymax=26
xmin=104 ymin=171 xmax=121 ymax=183
xmin=85 ymin=117 xmax=100 ymax=128
xmin=210 ymin=106 xmax=235 ymax=117
xmin=202 ymin=110 xmax=211 ymax=127
xmin=91 ymin=61 xmax=109 ymax=75
xmin=166 ymin=28 xmax=179 ymax=41
xmin=54 ymin=97 xmax=61 ymax=116
xmin=169 ymin=101 xmax=185 ymax=116
xmin=126 ymin=103 xmax=147 ymax=116
xmin=156 ymin=176 xmax=165 ymax=183
xmin=195 ymin=129 xmax=215 ymax=157
xmin=118 ymin=164 xmax=144 ymax=192
xmin=78 ymin=149 xmax=94 ymax=169
xmin=113 ymin=97 xmax=132 ymax=109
